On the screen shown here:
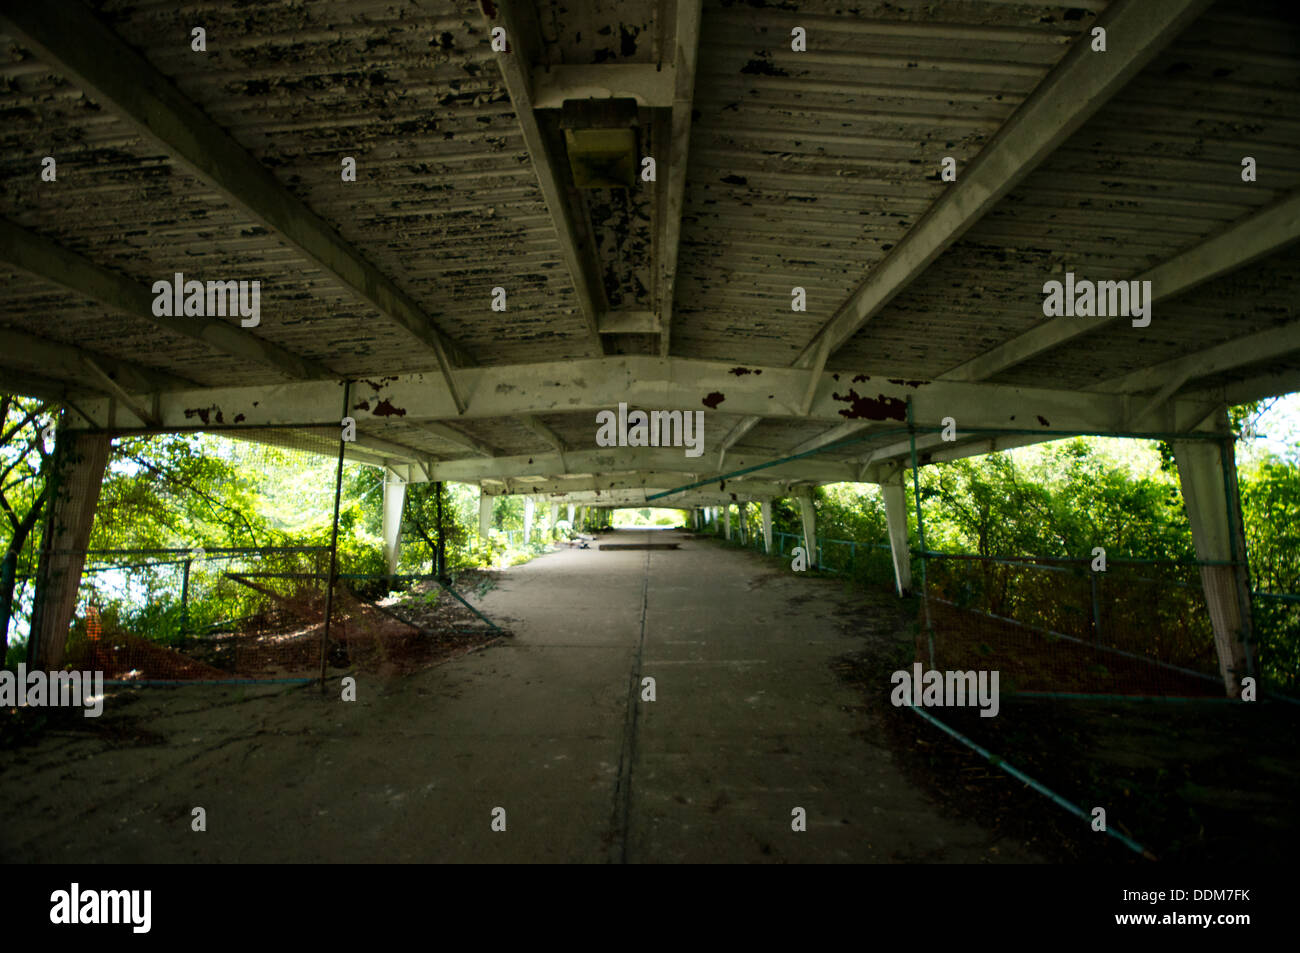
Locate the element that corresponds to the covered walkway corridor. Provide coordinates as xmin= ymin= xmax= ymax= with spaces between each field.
xmin=0 ymin=530 xmax=1038 ymax=863
xmin=1 ymin=0 xmax=1296 ymax=870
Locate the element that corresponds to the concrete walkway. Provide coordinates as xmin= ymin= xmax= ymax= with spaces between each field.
xmin=0 ymin=529 xmax=1038 ymax=863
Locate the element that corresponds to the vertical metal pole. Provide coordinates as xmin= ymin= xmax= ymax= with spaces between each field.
xmin=319 ymin=381 xmax=351 ymax=688
xmin=1089 ymin=570 xmax=1102 ymax=649
xmin=435 ymin=480 xmax=446 ymax=580
xmin=907 ymin=399 xmax=934 ymax=669
xmin=180 ymin=557 xmax=192 ymax=646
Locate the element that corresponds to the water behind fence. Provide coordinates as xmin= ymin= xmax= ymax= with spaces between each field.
xmin=56 ymin=545 xmax=501 ymax=683
xmin=0 ymin=428 xmax=515 ymax=683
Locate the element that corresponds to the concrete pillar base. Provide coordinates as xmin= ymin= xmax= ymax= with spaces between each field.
xmin=882 ymin=477 xmax=912 ymax=597
xmin=1173 ymin=423 xmax=1253 ymax=696
xmin=381 ymin=468 xmax=407 ymax=575
xmin=796 ymin=490 xmax=817 ymax=569
xmin=478 ymin=490 xmax=492 ymax=539
xmin=30 ymin=431 xmax=111 ymax=670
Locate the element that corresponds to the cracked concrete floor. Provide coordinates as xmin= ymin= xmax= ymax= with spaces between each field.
xmin=0 ymin=529 xmax=1040 ymax=863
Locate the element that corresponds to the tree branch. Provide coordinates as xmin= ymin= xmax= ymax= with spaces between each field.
xmin=123 ymin=450 xmax=261 ymax=546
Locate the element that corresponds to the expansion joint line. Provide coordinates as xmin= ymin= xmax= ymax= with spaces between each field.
xmin=609 ymin=547 xmax=651 ymax=863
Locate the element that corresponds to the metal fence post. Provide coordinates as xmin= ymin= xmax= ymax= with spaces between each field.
xmin=320 ymin=381 xmax=351 ymax=688
xmin=180 ymin=557 xmax=192 ymax=646
xmin=907 ymin=398 xmax=935 ymax=669
xmin=435 ymin=480 xmax=447 ymax=580
xmin=1090 ymin=569 xmax=1102 ymax=649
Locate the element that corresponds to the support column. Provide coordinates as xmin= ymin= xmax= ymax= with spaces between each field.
xmin=1173 ymin=418 xmax=1253 ymax=697
xmin=578 ymin=506 xmax=587 ymax=530
xmin=567 ymin=504 xmax=575 ymax=525
xmin=724 ymin=504 xmax=732 ymax=540
xmin=478 ymin=489 xmax=492 ymax=539
xmin=737 ymin=501 xmax=748 ymax=544
xmin=881 ymin=476 xmax=912 ymax=597
xmin=380 ymin=467 xmax=407 ymax=575
xmin=523 ymin=497 xmax=535 ymax=543
xmin=550 ymin=502 xmax=559 ymax=536
xmin=434 ymin=481 xmax=447 ymax=579
xmin=760 ymin=500 xmax=773 ymax=554
xmin=29 ymin=431 xmax=111 ymax=670
xmin=796 ymin=488 xmax=817 ymax=569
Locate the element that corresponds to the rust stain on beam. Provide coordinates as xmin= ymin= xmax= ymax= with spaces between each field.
xmin=831 ymin=390 xmax=907 ymax=422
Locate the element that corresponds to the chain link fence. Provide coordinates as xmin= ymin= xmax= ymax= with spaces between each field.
xmin=702 ymin=505 xmax=1297 ymax=701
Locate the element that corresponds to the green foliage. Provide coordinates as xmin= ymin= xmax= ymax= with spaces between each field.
xmin=1240 ymin=455 xmax=1300 ymax=594
xmin=816 ymin=484 xmax=888 ymax=544
xmin=0 ymin=396 xmax=59 ymax=653
xmin=3 ymin=392 xmax=1294 ymax=691
xmin=476 ymin=530 xmax=510 ymax=567
xmin=918 ymin=439 xmax=1195 ymax=562
xmin=1240 ymin=453 xmax=1300 ymax=693
xmin=754 ymin=431 xmax=1298 ymax=692
xmin=4 ymin=640 xmax=27 ymax=667
xmin=613 ymin=507 xmax=686 ymax=527
xmin=96 ymin=433 xmax=271 ymax=551
xmin=767 ymin=498 xmax=802 ymax=536
xmin=401 ymin=481 xmax=476 ymax=573
xmin=761 ymin=439 xmax=1197 ymax=586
